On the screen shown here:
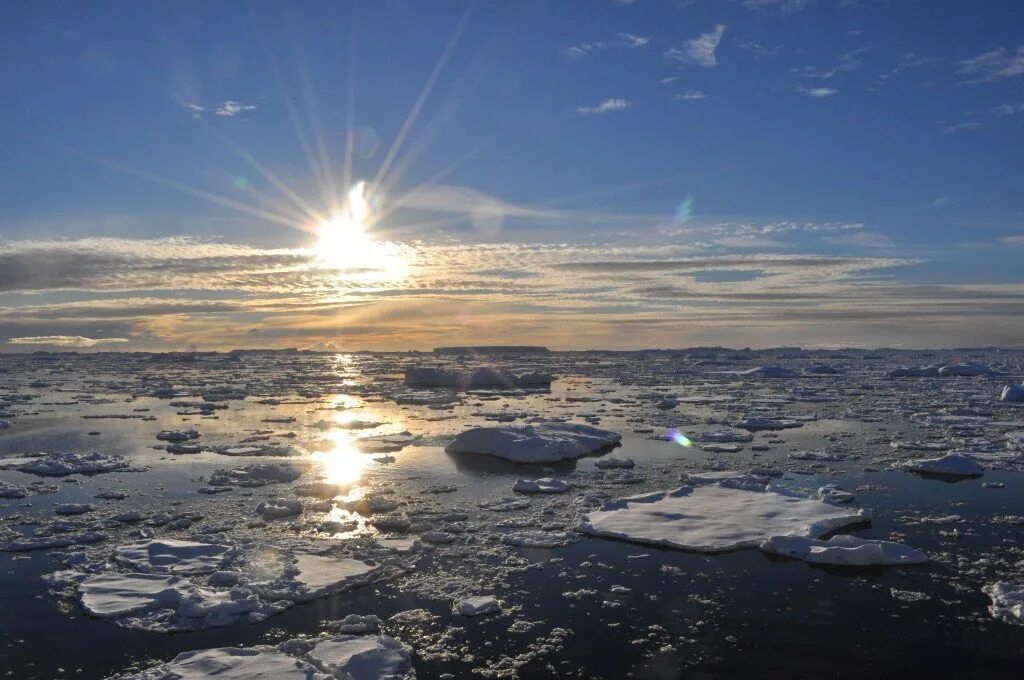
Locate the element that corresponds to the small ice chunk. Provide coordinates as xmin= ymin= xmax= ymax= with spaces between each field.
xmin=157 ymin=429 xmax=200 ymax=442
xmin=454 ymin=595 xmax=501 ymax=616
xmin=256 ymin=499 xmax=303 ymax=519
xmin=512 ymin=478 xmax=570 ymax=494
xmin=331 ymin=614 xmax=382 ymax=634
xmin=55 ymin=503 xmax=94 ymax=515
xmin=307 ymin=635 xmax=413 ymax=679
xmin=595 ymin=457 xmax=635 ymax=469
xmin=817 ymin=484 xmax=854 ymax=504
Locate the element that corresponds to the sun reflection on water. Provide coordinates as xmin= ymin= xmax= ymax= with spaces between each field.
xmin=312 ymin=429 xmax=369 ymax=485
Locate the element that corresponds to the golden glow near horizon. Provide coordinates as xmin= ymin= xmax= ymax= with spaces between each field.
xmin=313 ymin=181 xmax=409 ymax=281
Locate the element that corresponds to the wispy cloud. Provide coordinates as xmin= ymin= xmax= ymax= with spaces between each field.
xmin=666 ymin=25 xmax=727 ymax=68
xmin=959 ymin=46 xmax=1024 ymax=83
xmin=560 ymin=42 xmax=606 ymax=58
xmin=742 ymin=0 xmax=815 ymax=12
xmin=800 ymin=87 xmax=838 ymax=97
xmin=576 ymin=98 xmax=631 ymax=115
xmin=674 ymin=90 xmax=706 ymax=101
xmin=993 ymin=102 xmax=1024 ymax=116
xmin=183 ymin=100 xmax=258 ymax=118
xmin=795 ymin=46 xmax=870 ymax=80
xmin=619 ymin=33 xmax=651 ymax=48
xmin=215 ymin=100 xmax=257 ymax=117
xmin=943 ymin=121 xmax=984 ymax=134
xmin=999 ymin=235 xmax=1024 ymax=246
xmin=7 ymin=335 xmax=130 ymax=348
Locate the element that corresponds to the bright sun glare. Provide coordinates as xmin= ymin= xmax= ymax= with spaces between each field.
xmin=314 ymin=181 xmax=408 ymax=279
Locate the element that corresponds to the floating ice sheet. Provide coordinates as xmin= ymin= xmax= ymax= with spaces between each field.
xmin=579 ymin=483 xmax=868 ymax=553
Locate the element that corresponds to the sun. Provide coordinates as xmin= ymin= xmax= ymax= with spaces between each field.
xmin=313 ymin=181 xmax=409 ymax=280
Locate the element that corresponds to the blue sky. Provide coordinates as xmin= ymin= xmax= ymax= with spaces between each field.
xmin=1 ymin=0 xmax=1023 ymax=351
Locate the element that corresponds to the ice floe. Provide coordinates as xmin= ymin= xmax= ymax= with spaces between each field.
xmin=901 ymin=453 xmax=984 ymax=477
xmin=760 ymin=535 xmax=927 ymax=565
xmin=8 ymin=451 xmax=129 ymax=476
xmin=983 ymin=582 xmax=1024 ymax=625
xmin=445 ymin=422 xmax=620 ymax=463
xmin=512 ymin=478 xmax=570 ymax=494
xmin=579 ymin=483 xmax=868 ymax=553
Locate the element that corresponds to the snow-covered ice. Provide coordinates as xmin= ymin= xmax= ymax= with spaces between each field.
xmin=760 ymin=535 xmax=928 ymax=566
xmin=445 ymin=422 xmax=621 ymax=463
xmin=579 ymin=483 xmax=868 ymax=553
xmin=901 ymin=453 xmax=984 ymax=477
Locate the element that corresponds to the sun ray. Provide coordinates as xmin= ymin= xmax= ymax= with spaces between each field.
xmin=370 ymin=2 xmax=476 ymax=196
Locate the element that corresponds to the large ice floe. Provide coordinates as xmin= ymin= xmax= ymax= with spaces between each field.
xmin=405 ymin=366 xmax=552 ymax=389
xmin=900 ymin=453 xmax=984 ymax=477
xmin=114 ymin=635 xmax=414 ymax=679
xmin=7 ymin=451 xmax=129 ymax=476
xmin=1002 ymin=383 xmax=1024 ymax=402
xmin=578 ymin=482 xmax=869 ymax=553
xmin=444 ymin=422 xmax=621 ymax=463
xmin=113 ymin=539 xmax=236 ymax=575
xmin=983 ymin=582 xmax=1024 ymax=625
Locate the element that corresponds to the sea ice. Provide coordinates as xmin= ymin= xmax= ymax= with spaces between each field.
xmin=454 ymin=595 xmax=501 ymax=616
xmin=114 ymin=539 xmax=236 ymax=575
xmin=594 ymin=457 xmax=635 ymax=469
xmin=256 ymin=499 xmax=304 ymax=519
xmin=983 ymin=582 xmax=1024 ymax=625
xmin=79 ymin=572 xmax=184 ymax=618
xmin=759 ymin=535 xmax=928 ymax=566
xmin=512 ymin=478 xmax=570 ymax=494
xmin=579 ymin=484 xmax=868 ymax=553
xmin=733 ymin=417 xmax=802 ymax=431
xmin=116 ymin=645 xmax=332 ymax=679
xmin=737 ymin=366 xmax=799 ymax=378
xmin=11 ymin=451 xmax=129 ymax=476
xmin=307 ymin=635 xmax=414 ymax=679
xmin=1002 ymin=383 xmax=1024 ymax=402
xmin=157 ymin=429 xmax=200 ymax=442
xmin=445 ymin=422 xmax=621 ymax=463
xmin=901 ymin=453 xmax=984 ymax=477
xmin=207 ymin=463 xmax=303 ymax=488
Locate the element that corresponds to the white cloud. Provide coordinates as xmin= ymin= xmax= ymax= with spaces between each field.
xmin=823 ymin=231 xmax=894 ymax=248
xmin=674 ymin=90 xmax=706 ymax=100
xmin=619 ymin=33 xmax=651 ymax=48
xmin=959 ymin=46 xmax=1024 ymax=83
xmin=666 ymin=24 xmax=726 ymax=68
xmin=800 ymin=87 xmax=837 ymax=97
xmin=993 ymin=102 xmax=1024 ymax=116
xmin=742 ymin=0 xmax=814 ymax=12
xmin=7 ymin=335 xmax=130 ymax=348
xmin=183 ymin=100 xmax=257 ymax=118
xmin=999 ymin=235 xmax=1024 ymax=246
xmin=215 ymin=100 xmax=257 ymax=117
xmin=943 ymin=121 xmax=984 ymax=134
xmin=576 ymin=98 xmax=631 ymax=115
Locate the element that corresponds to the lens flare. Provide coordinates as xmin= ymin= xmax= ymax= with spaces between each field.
xmin=667 ymin=428 xmax=693 ymax=447
xmin=314 ymin=181 xmax=409 ymax=280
